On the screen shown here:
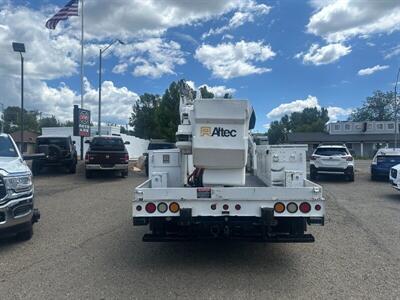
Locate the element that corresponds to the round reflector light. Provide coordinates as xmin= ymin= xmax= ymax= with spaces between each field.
xmin=145 ymin=202 xmax=156 ymax=213
xmin=235 ymin=204 xmax=241 ymax=210
xmin=299 ymin=202 xmax=311 ymax=213
xmin=287 ymin=202 xmax=298 ymax=213
xmin=210 ymin=204 xmax=217 ymax=210
xmin=169 ymin=202 xmax=180 ymax=213
xmin=315 ymin=204 xmax=321 ymax=211
xmin=223 ymin=204 xmax=229 ymax=210
xmin=274 ymin=202 xmax=285 ymax=213
xmin=157 ymin=202 xmax=168 ymax=213
xmin=136 ymin=205 xmax=142 ymax=211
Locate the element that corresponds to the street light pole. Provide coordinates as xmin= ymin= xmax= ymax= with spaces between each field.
xmin=394 ymin=67 xmax=400 ymax=149
xmin=12 ymin=42 xmax=25 ymax=153
xmin=98 ymin=39 xmax=124 ymax=136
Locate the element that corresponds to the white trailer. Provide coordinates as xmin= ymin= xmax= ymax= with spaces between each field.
xmin=132 ymin=86 xmax=325 ymax=242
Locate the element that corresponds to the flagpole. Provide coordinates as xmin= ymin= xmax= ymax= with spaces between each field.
xmin=80 ymin=0 xmax=84 ymax=108
xmin=80 ymin=0 xmax=84 ymax=160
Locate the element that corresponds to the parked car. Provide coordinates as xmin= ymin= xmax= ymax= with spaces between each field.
xmin=144 ymin=140 xmax=176 ymax=176
xmin=0 ymin=134 xmax=40 ymax=241
xmin=310 ymin=144 xmax=354 ymax=181
xmin=371 ymin=148 xmax=400 ymax=181
xmin=32 ymin=135 xmax=77 ymax=175
xmin=389 ymin=164 xmax=400 ymax=190
xmin=85 ymin=136 xmax=130 ymax=178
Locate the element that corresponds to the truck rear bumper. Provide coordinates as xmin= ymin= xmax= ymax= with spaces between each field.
xmin=86 ymin=164 xmax=128 ymax=171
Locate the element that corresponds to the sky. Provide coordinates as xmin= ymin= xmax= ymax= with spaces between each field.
xmin=0 ymin=0 xmax=399 ymax=131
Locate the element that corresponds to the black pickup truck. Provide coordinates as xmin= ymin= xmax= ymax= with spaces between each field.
xmin=85 ymin=136 xmax=130 ymax=178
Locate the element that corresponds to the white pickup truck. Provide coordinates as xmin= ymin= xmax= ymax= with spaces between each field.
xmin=132 ymin=92 xmax=324 ymax=242
xmin=0 ymin=134 xmax=40 ymax=241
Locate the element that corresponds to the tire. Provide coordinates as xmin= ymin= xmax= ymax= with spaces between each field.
xmin=16 ymin=223 xmax=33 ymax=242
xmin=68 ymin=161 xmax=77 ymax=174
xmin=85 ymin=170 xmax=93 ymax=179
xmin=347 ymin=172 xmax=355 ymax=182
xmin=32 ymin=160 xmax=41 ymax=176
xmin=371 ymin=173 xmax=377 ymax=181
xmin=121 ymin=170 xmax=128 ymax=178
xmin=310 ymin=170 xmax=317 ymax=181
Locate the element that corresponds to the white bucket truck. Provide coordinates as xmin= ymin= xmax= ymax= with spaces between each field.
xmin=133 ymin=87 xmax=325 ymax=242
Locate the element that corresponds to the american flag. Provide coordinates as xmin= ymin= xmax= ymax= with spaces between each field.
xmin=45 ymin=0 xmax=79 ymax=30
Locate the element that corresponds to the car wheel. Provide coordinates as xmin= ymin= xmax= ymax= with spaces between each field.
xmin=371 ymin=173 xmax=377 ymax=181
xmin=85 ymin=170 xmax=93 ymax=179
xmin=347 ymin=172 xmax=355 ymax=182
xmin=68 ymin=162 xmax=77 ymax=174
xmin=32 ymin=161 xmax=41 ymax=176
xmin=16 ymin=223 xmax=33 ymax=242
xmin=121 ymin=170 xmax=128 ymax=178
xmin=310 ymin=170 xmax=317 ymax=181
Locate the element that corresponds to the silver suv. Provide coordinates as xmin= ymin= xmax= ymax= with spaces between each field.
xmin=310 ymin=144 xmax=355 ymax=181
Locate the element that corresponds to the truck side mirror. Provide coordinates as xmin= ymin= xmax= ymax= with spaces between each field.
xmin=85 ymin=140 xmax=91 ymax=144
xmin=124 ymin=141 xmax=130 ymax=145
xmin=72 ymin=140 xmax=76 ymax=145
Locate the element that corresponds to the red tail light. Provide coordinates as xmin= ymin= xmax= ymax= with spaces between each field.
xmin=145 ymin=203 xmax=156 ymax=213
xmin=310 ymin=155 xmax=317 ymax=160
xmin=299 ymin=202 xmax=311 ymax=213
xmin=346 ymin=156 xmax=353 ymax=161
xmin=125 ymin=153 xmax=129 ymax=163
xmin=85 ymin=153 xmax=89 ymax=162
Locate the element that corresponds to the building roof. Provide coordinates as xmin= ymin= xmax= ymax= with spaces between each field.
xmin=10 ymin=131 xmax=39 ymax=143
xmin=288 ymin=132 xmax=398 ymax=143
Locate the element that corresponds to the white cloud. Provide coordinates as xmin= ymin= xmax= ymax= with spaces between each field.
xmin=202 ymin=0 xmax=271 ymax=39
xmin=326 ymin=106 xmax=353 ymax=122
xmin=296 ymin=43 xmax=351 ymax=65
xmin=113 ymin=38 xmax=185 ymax=78
xmin=266 ymin=95 xmax=352 ymax=121
xmin=384 ymin=45 xmax=400 ymax=59
xmin=307 ymin=0 xmax=400 ymax=43
xmin=357 ymin=65 xmax=389 ymax=76
xmin=112 ymin=63 xmax=128 ymax=74
xmin=195 ymin=40 xmax=276 ymax=79
xmin=76 ymin=0 xmax=246 ymax=40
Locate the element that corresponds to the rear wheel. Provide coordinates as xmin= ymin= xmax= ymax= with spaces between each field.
xmin=371 ymin=173 xmax=377 ymax=181
xmin=68 ymin=161 xmax=77 ymax=174
xmin=347 ymin=172 xmax=355 ymax=182
xmin=310 ymin=169 xmax=317 ymax=181
xmin=121 ymin=170 xmax=128 ymax=178
xmin=16 ymin=223 xmax=33 ymax=242
xmin=85 ymin=170 xmax=93 ymax=179
xmin=32 ymin=160 xmax=41 ymax=176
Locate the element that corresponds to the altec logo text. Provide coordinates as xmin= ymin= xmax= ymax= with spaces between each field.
xmin=200 ymin=127 xmax=237 ymax=137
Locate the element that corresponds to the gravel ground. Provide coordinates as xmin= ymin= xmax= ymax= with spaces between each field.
xmin=0 ymin=161 xmax=399 ymax=299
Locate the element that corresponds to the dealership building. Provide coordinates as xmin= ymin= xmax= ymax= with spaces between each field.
xmin=287 ymin=121 xmax=399 ymax=158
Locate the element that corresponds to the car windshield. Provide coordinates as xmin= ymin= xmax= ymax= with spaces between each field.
xmin=91 ymin=137 xmax=124 ymax=150
xmin=0 ymin=136 xmax=18 ymax=157
xmin=315 ymin=148 xmax=348 ymax=156
xmin=38 ymin=138 xmax=69 ymax=149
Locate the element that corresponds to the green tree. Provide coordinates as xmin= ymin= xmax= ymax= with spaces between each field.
xmin=267 ymin=108 xmax=329 ymax=144
xmin=350 ymin=90 xmax=395 ymax=121
xmin=199 ymin=86 xmax=214 ymax=99
xmin=3 ymin=106 xmax=39 ymax=133
xmin=130 ymin=93 xmax=161 ymax=139
xmin=39 ymin=115 xmax=60 ymax=128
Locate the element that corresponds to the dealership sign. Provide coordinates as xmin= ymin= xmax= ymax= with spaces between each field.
xmin=73 ymin=105 xmax=91 ymax=137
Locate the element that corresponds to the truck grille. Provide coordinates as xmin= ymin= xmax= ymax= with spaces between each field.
xmin=391 ymin=168 xmax=398 ymax=179
xmin=0 ymin=177 xmax=6 ymax=200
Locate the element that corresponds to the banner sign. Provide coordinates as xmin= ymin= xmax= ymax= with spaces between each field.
xmin=73 ymin=105 xmax=91 ymax=137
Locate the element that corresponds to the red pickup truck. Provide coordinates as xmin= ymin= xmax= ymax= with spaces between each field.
xmin=85 ymin=136 xmax=130 ymax=178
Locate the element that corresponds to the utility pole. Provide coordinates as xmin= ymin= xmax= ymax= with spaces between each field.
xmin=12 ymin=42 xmax=25 ymax=153
xmin=394 ymin=67 xmax=400 ymax=149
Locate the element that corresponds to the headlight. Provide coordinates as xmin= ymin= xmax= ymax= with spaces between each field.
xmin=5 ymin=175 xmax=32 ymax=192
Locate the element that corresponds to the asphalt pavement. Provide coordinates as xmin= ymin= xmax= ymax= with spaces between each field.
xmin=0 ymin=161 xmax=399 ymax=299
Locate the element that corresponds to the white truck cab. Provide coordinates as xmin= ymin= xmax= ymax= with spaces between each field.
xmin=0 ymin=134 xmax=40 ymax=241
xmin=389 ymin=163 xmax=400 ymax=190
